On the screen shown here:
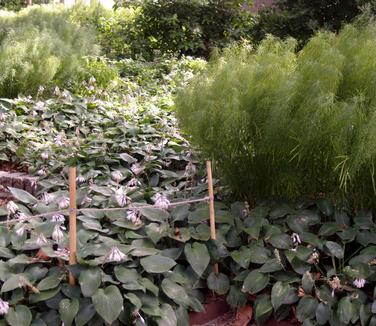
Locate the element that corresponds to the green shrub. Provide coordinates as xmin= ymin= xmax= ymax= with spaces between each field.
xmin=0 ymin=5 xmax=98 ymax=98
xmin=176 ymin=18 xmax=376 ymax=208
xmin=69 ymin=1 xmax=144 ymax=59
xmin=80 ymin=56 xmax=120 ymax=88
xmin=251 ymin=0 xmax=376 ymax=46
xmin=0 ymin=0 xmax=50 ymax=11
xmin=113 ymin=0 xmax=255 ymax=59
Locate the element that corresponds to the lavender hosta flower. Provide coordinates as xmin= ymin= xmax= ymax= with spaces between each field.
xmin=184 ymin=162 xmax=197 ymax=177
xmin=41 ymin=152 xmax=49 ymax=160
xmin=36 ymin=233 xmax=49 ymax=247
xmin=115 ymin=188 xmax=129 ymax=207
xmin=54 ymin=133 xmax=65 ymax=147
xmin=52 ymin=224 xmax=65 ymax=243
xmin=42 ymin=192 xmax=53 ymax=205
xmin=35 ymin=101 xmax=45 ymax=110
xmin=37 ymin=168 xmax=47 ymax=177
xmin=6 ymin=201 xmax=18 ymax=214
xmin=0 ymin=112 xmax=7 ymax=122
xmin=15 ymin=224 xmax=27 ymax=237
xmin=126 ymin=209 xmax=142 ymax=225
xmin=16 ymin=212 xmax=28 ymax=222
xmin=127 ymin=177 xmax=141 ymax=188
xmin=132 ymin=309 xmax=145 ymax=324
xmin=54 ymin=86 xmax=61 ymax=96
xmin=329 ymin=276 xmax=342 ymax=297
xmin=58 ymin=197 xmax=70 ymax=209
xmin=76 ymin=175 xmax=86 ymax=183
xmin=52 ymin=214 xmax=65 ymax=223
xmin=54 ymin=247 xmax=69 ymax=259
xmin=291 ymin=233 xmax=301 ymax=245
xmin=353 ymin=278 xmax=366 ymax=288
xmin=111 ymin=170 xmax=123 ymax=182
xmin=37 ymin=85 xmax=45 ymax=96
xmin=107 ymin=246 xmax=126 ymax=262
xmin=62 ymin=89 xmax=72 ymax=101
xmin=89 ymin=76 xmax=96 ymax=84
xmin=83 ymin=197 xmax=92 ymax=204
xmin=0 ymin=298 xmax=9 ymax=315
xmin=153 ymin=193 xmax=170 ymax=210
xmin=131 ymin=163 xmax=144 ymax=175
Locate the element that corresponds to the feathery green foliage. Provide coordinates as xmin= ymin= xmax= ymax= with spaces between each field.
xmin=0 ymin=5 xmax=98 ymax=98
xmin=176 ymin=18 xmax=376 ymax=208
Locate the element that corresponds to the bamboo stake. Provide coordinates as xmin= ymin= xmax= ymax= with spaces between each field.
xmin=206 ymin=161 xmax=219 ymax=274
xmin=68 ymin=167 xmax=77 ymax=285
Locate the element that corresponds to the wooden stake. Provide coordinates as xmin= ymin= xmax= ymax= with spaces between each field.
xmin=206 ymin=161 xmax=219 ymax=274
xmin=68 ymin=167 xmax=77 ymax=285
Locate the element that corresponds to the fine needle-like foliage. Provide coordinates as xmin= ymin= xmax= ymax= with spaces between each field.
xmin=176 ymin=16 xmax=376 ymax=208
xmin=0 ymin=5 xmax=98 ymax=98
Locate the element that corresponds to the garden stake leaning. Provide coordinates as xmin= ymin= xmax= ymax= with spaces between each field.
xmin=207 ymin=161 xmax=219 ymax=274
xmin=68 ymin=166 xmax=77 ymax=285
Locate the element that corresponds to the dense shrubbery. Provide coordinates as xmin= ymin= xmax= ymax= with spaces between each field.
xmin=130 ymin=0 xmax=254 ymax=58
xmin=0 ymin=5 xmax=98 ymax=98
xmin=0 ymin=0 xmax=50 ymax=11
xmin=176 ymin=19 xmax=376 ymax=208
xmin=80 ymin=0 xmax=255 ymax=59
xmin=251 ymin=0 xmax=376 ymax=45
xmin=69 ymin=2 xmax=142 ymax=59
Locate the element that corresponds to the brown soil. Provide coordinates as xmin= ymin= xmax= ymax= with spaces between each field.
xmin=189 ymin=295 xmax=300 ymax=326
xmin=0 ymin=162 xmax=28 ymax=173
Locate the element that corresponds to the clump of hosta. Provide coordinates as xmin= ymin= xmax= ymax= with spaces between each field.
xmin=220 ymin=198 xmax=376 ymax=325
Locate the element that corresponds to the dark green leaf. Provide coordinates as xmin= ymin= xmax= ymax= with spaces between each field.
xmin=338 ymin=296 xmax=355 ymax=325
xmin=296 ymin=297 xmax=317 ymax=322
xmin=254 ymin=295 xmax=273 ymax=325
xmin=8 ymin=187 xmax=37 ymax=204
xmin=207 ymin=272 xmax=230 ymax=295
xmin=268 ymin=234 xmax=293 ymax=249
xmin=242 ymin=270 xmax=269 ymax=294
xmin=5 ymin=305 xmax=32 ymax=326
xmin=316 ymin=303 xmax=330 ymax=325
xmin=226 ymin=286 xmax=247 ymax=309
xmin=140 ymin=255 xmax=176 ymax=273
xmin=271 ymin=282 xmax=290 ymax=310
xmin=92 ymin=286 xmax=123 ymax=324
xmin=59 ymin=298 xmax=79 ymax=326
xmin=326 ymin=241 xmax=344 ymax=259
xmin=79 ymin=268 xmax=101 ymax=297
xmin=184 ymin=242 xmax=210 ymax=277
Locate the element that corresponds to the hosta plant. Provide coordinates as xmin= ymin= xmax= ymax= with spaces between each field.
xmin=215 ymin=199 xmax=376 ymax=325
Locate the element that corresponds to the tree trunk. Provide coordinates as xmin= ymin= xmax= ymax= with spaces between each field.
xmin=26 ymin=0 xmax=32 ymax=5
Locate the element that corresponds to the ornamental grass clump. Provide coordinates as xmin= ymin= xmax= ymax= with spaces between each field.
xmin=176 ymin=17 xmax=376 ymax=208
xmin=0 ymin=5 xmax=98 ymax=98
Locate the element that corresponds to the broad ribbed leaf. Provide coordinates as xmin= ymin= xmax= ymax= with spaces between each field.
xmin=207 ymin=272 xmax=230 ymax=295
xmin=271 ymin=282 xmax=289 ymax=310
xmin=79 ymin=267 xmax=101 ymax=297
xmin=242 ymin=270 xmax=269 ymax=294
xmin=140 ymin=255 xmax=176 ymax=273
xmin=92 ymin=286 xmax=123 ymax=324
xmin=59 ymin=298 xmax=79 ymax=326
xmin=5 ymin=305 xmax=32 ymax=326
xmin=184 ymin=242 xmax=210 ymax=277
xmin=326 ymin=241 xmax=344 ymax=259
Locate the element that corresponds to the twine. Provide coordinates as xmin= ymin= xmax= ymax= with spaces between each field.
xmin=0 ymin=196 xmax=209 ymax=226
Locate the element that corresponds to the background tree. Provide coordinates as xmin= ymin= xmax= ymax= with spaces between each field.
xmin=251 ymin=0 xmax=376 ymax=44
